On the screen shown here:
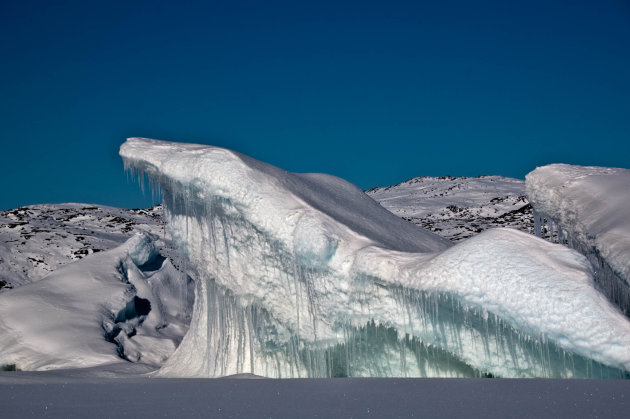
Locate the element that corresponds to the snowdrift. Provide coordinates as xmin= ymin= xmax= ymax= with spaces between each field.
xmin=120 ymin=138 xmax=630 ymax=378
xmin=0 ymin=232 xmax=193 ymax=371
xmin=526 ymin=164 xmax=630 ymax=313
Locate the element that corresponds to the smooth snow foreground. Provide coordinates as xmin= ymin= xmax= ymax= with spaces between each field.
xmin=119 ymin=138 xmax=630 ymax=379
xmin=527 ymin=164 xmax=630 ymax=314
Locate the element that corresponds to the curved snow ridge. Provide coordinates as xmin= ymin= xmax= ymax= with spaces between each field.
xmin=526 ymin=164 xmax=630 ymax=309
xmin=121 ymin=138 xmax=630 ymax=378
xmin=120 ymin=137 xmax=451 ymax=254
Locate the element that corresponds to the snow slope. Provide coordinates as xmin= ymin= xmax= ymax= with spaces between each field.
xmin=366 ymin=176 xmax=532 ymax=241
xmin=0 ymin=232 xmax=193 ymax=371
xmin=120 ymin=138 xmax=630 ymax=378
xmin=526 ymin=164 xmax=630 ymax=314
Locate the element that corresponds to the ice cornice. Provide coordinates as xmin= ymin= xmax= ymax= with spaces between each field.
xmin=120 ymin=137 xmax=452 ymax=253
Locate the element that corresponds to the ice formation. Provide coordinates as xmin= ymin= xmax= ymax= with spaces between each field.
xmin=526 ymin=164 xmax=630 ymax=314
xmin=121 ymin=138 xmax=630 ymax=378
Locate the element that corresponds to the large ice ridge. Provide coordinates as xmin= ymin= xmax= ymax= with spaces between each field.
xmin=526 ymin=164 xmax=630 ymax=314
xmin=121 ymin=138 xmax=630 ymax=378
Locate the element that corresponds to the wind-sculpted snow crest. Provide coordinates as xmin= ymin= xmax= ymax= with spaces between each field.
xmin=120 ymin=138 xmax=630 ymax=379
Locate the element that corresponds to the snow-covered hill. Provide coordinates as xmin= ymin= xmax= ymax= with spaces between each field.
xmin=0 ymin=204 xmax=165 ymax=290
xmin=366 ymin=176 xmax=532 ymax=241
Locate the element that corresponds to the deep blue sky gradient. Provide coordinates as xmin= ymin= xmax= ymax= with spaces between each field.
xmin=1 ymin=0 xmax=629 ymax=210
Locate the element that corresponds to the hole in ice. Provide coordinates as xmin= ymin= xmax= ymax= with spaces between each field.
xmin=138 ymin=253 xmax=166 ymax=271
xmin=115 ymin=296 xmax=152 ymax=323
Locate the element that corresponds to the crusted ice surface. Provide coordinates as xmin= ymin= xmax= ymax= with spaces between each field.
xmin=121 ymin=138 xmax=630 ymax=378
xmin=526 ymin=164 xmax=630 ymax=313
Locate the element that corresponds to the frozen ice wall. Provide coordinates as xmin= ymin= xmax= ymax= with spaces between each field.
xmin=526 ymin=164 xmax=630 ymax=314
xmin=121 ymin=138 xmax=630 ymax=378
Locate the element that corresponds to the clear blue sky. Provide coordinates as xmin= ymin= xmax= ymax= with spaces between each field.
xmin=1 ymin=0 xmax=629 ymax=210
